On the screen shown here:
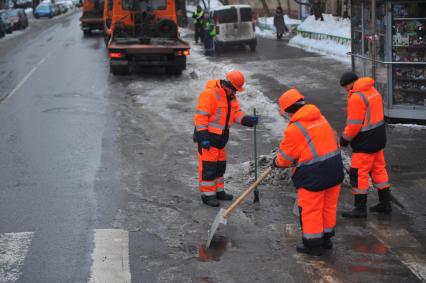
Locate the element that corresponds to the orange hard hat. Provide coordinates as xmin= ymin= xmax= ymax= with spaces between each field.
xmin=279 ymin=89 xmax=305 ymax=114
xmin=226 ymin=70 xmax=245 ymax=92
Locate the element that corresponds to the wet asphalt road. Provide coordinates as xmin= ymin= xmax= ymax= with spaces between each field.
xmin=0 ymin=11 xmax=425 ymax=283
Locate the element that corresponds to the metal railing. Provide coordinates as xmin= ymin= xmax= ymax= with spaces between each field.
xmin=297 ymin=30 xmax=351 ymax=45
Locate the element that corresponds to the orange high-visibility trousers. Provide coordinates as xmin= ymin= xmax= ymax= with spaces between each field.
xmin=298 ymin=184 xmax=341 ymax=246
xmin=349 ymin=149 xmax=390 ymax=195
xmin=198 ymin=146 xmax=226 ymax=196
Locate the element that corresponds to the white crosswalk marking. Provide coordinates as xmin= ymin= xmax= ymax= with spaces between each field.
xmin=368 ymin=222 xmax=426 ymax=282
xmin=89 ymin=229 xmax=131 ymax=283
xmin=0 ymin=232 xmax=34 ymax=283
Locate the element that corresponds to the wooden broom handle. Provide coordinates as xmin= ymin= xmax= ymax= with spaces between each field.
xmin=223 ymin=167 xmax=273 ymax=219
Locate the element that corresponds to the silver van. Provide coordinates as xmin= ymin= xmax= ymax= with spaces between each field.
xmin=210 ymin=5 xmax=257 ymax=51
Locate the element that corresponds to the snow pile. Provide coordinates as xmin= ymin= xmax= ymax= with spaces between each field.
xmin=289 ymin=14 xmax=351 ymax=63
xmin=297 ymin=14 xmax=350 ymax=38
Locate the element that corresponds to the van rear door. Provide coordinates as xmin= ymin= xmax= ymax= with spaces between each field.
xmin=214 ymin=7 xmax=237 ymax=41
xmin=237 ymin=7 xmax=253 ymax=41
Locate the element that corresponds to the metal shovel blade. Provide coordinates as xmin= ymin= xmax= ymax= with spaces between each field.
xmin=206 ymin=208 xmax=227 ymax=248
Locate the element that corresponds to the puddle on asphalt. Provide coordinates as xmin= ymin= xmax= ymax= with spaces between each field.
xmin=349 ymin=235 xmax=387 ymax=275
xmin=198 ymin=236 xmax=228 ymax=262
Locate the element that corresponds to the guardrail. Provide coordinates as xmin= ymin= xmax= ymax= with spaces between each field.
xmin=297 ymin=30 xmax=350 ymax=45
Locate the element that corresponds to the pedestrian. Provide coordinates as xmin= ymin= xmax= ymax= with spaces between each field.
xmin=339 ymin=72 xmax=391 ymax=218
xmin=273 ymin=6 xmax=288 ymax=40
xmin=192 ymin=5 xmax=205 ymax=44
xmin=193 ymin=71 xmax=259 ymax=207
xmin=204 ymin=17 xmax=216 ymax=56
xmin=273 ymin=89 xmax=344 ymax=256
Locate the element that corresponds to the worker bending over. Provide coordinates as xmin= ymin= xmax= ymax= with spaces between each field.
xmin=273 ymin=89 xmax=344 ymax=256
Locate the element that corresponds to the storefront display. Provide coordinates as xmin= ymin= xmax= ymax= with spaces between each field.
xmin=350 ymin=0 xmax=426 ymax=120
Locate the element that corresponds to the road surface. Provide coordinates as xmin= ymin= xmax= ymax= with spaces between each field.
xmin=0 ymin=11 xmax=425 ymax=283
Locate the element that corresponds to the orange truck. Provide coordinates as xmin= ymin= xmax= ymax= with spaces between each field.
xmin=80 ymin=0 xmax=104 ymax=35
xmin=107 ymin=0 xmax=190 ymax=75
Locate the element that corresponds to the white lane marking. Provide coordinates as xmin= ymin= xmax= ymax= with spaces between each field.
xmin=0 ymin=52 xmax=52 ymax=105
xmin=89 ymin=229 xmax=131 ymax=283
xmin=0 ymin=232 xmax=34 ymax=283
xmin=369 ymin=222 xmax=426 ymax=282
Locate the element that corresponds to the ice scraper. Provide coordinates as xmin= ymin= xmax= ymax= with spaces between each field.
xmin=206 ymin=167 xmax=273 ymax=248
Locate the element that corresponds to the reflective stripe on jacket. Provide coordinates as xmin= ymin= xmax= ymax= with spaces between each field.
xmin=343 ymin=77 xmax=386 ymax=153
xmin=193 ymin=10 xmax=204 ymax=24
xmin=276 ymin=104 xmax=344 ymax=191
xmin=194 ymin=80 xmax=246 ymax=143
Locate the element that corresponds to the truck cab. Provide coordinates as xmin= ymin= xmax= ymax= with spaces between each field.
xmin=107 ymin=0 xmax=190 ymax=75
xmin=80 ymin=0 xmax=104 ymax=35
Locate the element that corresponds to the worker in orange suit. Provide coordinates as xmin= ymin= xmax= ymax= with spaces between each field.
xmin=193 ymin=70 xmax=259 ymax=207
xmin=273 ymin=89 xmax=344 ymax=256
xmin=339 ymin=72 xmax=391 ymax=218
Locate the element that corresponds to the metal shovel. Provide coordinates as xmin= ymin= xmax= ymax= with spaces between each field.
xmin=206 ymin=167 xmax=273 ymax=248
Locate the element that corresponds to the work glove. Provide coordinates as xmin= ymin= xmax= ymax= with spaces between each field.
xmin=339 ymin=136 xmax=349 ymax=147
xmin=241 ymin=115 xmax=259 ymax=127
xmin=200 ymin=140 xmax=211 ymax=150
xmin=272 ymin=157 xmax=280 ymax=168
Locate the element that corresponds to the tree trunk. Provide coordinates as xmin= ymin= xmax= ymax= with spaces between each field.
xmin=260 ymin=0 xmax=271 ymax=17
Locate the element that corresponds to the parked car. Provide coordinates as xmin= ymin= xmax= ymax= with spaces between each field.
xmin=0 ymin=10 xmax=14 ymax=33
xmin=209 ymin=5 xmax=257 ymax=51
xmin=0 ymin=20 xmax=5 ymax=37
xmin=58 ymin=0 xmax=74 ymax=10
xmin=6 ymin=9 xmax=28 ymax=30
xmin=34 ymin=3 xmax=54 ymax=18
xmin=72 ymin=0 xmax=82 ymax=7
xmin=52 ymin=4 xmax=61 ymax=16
xmin=57 ymin=3 xmax=68 ymax=14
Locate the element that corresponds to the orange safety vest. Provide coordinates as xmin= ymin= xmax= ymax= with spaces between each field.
xmin=276 ymin=104 xmax=344 ymax=191
xmin=342 ymin=77 xmax=386 ymax=153
xmin=194 ymin=80 xmax=246 ymax=136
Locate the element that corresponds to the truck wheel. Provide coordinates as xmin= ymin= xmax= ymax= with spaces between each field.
xmin=110 ymin=65 xmax=129 ymax=75
xmin=83 ymin=30 xmax=91 ymax=36
xmin=249 ymin=41 xmax=256 ymax=52
xmin=156 ymin=19 xmax=177 ymax=38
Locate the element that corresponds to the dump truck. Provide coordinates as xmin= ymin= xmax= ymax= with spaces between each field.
xmin=107 ymin=0 xmax=190 ymax=75
xmin=80 ymin=0 xmax=104 ymax=35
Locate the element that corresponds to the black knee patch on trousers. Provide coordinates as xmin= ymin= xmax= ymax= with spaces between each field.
xmin=202 ymin=161 xmax=217 ymax=181
xmin=217 ymin=161 xmax=226 ymax=177
xmin=349 ymin=168 xmax=359 ymax=188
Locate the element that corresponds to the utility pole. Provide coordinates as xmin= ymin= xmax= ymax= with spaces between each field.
xmin=371 ymin=0 xmax=376 ymax=80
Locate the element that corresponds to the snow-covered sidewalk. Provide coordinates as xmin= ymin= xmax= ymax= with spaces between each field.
xmin=289 ymin=14 xmax=351 ymax=63
xmin=256 ymin=13 xmax=351 ymax=63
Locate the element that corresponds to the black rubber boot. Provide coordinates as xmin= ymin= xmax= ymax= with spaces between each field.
xmin=201 ymin=195 xmax=220 ymax=207
xmin=370 ymin=188 xmax=392 ymax=214
xmin=216 ymin=191 xmax=233 ymax=201
xmin=342 ymin=194 xmax=367 ymax=218
xmin=296 ymin=243 xmax=324 ymax=256
xmin=322 ymin=235 xmax=333 ymax=250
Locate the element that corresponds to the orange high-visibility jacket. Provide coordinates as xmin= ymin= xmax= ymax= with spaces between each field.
xmin=276 ymin=104 xmax=344 ymax=191
xmin=194 ymin=80 xmax=246 ymax=136
xmin=342 ymin=77 xmax=386 ymax=153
